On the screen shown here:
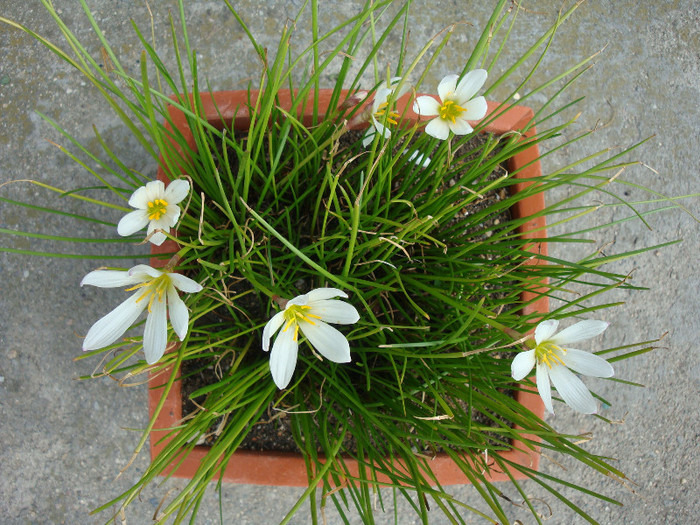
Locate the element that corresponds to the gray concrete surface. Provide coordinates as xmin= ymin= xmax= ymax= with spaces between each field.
xmin=1 ymin=1 xmax=698 ymax=523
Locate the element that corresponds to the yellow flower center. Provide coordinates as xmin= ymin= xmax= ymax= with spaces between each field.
xmin=438 ymin=100 xmax=466 ymax=124
xmin=282 ymin=304 xmax=322 ymax=341
xmin=126 ymin=274 xmax=170 ymax=313
xmin=535 ymin=341 xmax=566 ymax=369
xmin=374 ymin=101 xmax=400 ymax=126
xmin=147 ymin=199 xmax=169 ymax=220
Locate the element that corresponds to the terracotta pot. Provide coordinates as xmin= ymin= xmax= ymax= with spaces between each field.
xmin=148 ymin=90 xmax=547 ymax=486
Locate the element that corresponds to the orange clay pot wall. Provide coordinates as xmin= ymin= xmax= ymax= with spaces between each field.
xmin=148 ymin=90 xmax=547 ymax=486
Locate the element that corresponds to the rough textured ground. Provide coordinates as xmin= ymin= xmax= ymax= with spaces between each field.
xmin=1 ymin=1 xmax=698 ymax=524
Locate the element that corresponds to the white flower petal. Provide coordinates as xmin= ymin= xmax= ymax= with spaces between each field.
xmin=448 ymin=117 xmax=474 ymax=136
xmin=549 ymin=364 xmax=598 ymax=414
xmin=404 ymin=150 xmax=431 ymax=168
xmin=81 ymin=270 xmax=140 ymax=289
xmin=128 ymin=264 xmax=162 ymax=279
xmin=412 ymin=96 xmax=440 ymax=117
xmin=167 ymin=285 xmax=189 ymax=341
xmin=162 ymin=204 xmax=182 ymax=227
xmin=143 ymin=294 xmax=168 ymax=364
xmin=128 ymin=185 xmax=151 ymax=209
xmin=425 ymin=117 xmax=450 ymax=140
xmin=536 ymin=362 xmax=554 ymax=415
xmin=561 ymin=349 xmax=614 ymax=378
xmin=454 ymin=69 xmax=487 ymax=103
xmin=307 ymin=288 xmax=348 ymax=302
xmin=262 ymin=311 xmax=286 ymax=352
xmin=146 ymin=222 xmax=168 ymax=246
xmin=308 ymin=299 xmax=360 ymax=325
xmin=461 ymin=96 xmax=488 ymax=121
xmin=143 ymin=180 xmax=165 ymax=202
xmin=82 ymin=292 xmax=146 ymax=351
xmin=365 ymin=116 xmax=391 ymax=144
xmin=148 ymin=215 xmax=175 ymax=232
xmin=287 ymin=293 xmax=310 ymax=308
xmin=299 ymin=320 xmax=351 ymax=363
xmin=550 ymin=320 xmax=609 ymax=346
xmin=534 ymin=319 xmax=559 ymax=345
xmin=424 ymin=117 xmax=450 ymax=140
xmin=511 ymin=350 xmax=536 ymax=381
xmin=117 ymin=210 xmax=150 ymax=237
xmin=168 ymin=273 xmax=203 ymax=293
xmin=269 ymin=326 xmax=298 ymax=389
xmin=373 ymin=118 xmax=391 ymax=140
xmin=437 ymin=74 xmax=459 ymax=102
xmin=164 ymin=179 xmax=190 ymax=204
xmin=373 ymin=87 xmax=392 ymax=110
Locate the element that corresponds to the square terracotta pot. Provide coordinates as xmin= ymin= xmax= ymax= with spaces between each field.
xmin=148 ymin=90 xmax=547 ymax=486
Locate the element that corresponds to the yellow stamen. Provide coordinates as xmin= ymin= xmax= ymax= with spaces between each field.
xmin=438 ymin=100 xmax=466 ymax=124
xmin=282 ymin=304 xmax=322 ymax=341
xmin=129 ymin=274 xmax=169 ymax=313
xmin=147 ymin=198 xmax=169 ymax=220
xmin=535 ymin=342 xmax=566 ymax=369
xmin=374 ymin=102 xmax=400 ymax=126
xmin=125 ymin=282 xmax=149 ymax=292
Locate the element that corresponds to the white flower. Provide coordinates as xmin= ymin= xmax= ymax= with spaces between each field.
xmin=117 ymin=179 xmax=190 ymax=246
xmin=511 ymin=319 xmax=614 ymax=415
xmin=413 ymin=70 xmax=488 ymax=141
xmin=81 ymin=264 xmax=203 ymax=364
xmin=262 ymin=288 xmax=360 ymax=389
xmin=363 ymin=77 xmax=409 ymax=147
xmin=404 ymin=149 xmax=431 ymax=168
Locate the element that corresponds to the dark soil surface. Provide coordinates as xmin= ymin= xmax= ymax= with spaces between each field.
xmin=181 ymin=356 xmax=299 ymax=451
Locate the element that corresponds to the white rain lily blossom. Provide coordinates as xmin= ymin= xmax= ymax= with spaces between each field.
xmin=403 ymin=149 xmax=431 ymax=168
xmin=413 ymin=70 xmax=488 ymax=140
xmin=81 ymin=264 xmax=203 ymax=364
xmin=511 ymin=319 xmax=614 ymax=415
xmin=362 ymin=77 xmax=409 ymax=147
xmin=117 ymin=179 xmax=190 ymax=246
xmin=262 ymin=288 xmax=360 ymax=389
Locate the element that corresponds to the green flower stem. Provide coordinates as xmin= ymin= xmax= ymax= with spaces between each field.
xmin=342 ymin=202 xmax=360 ymax=279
